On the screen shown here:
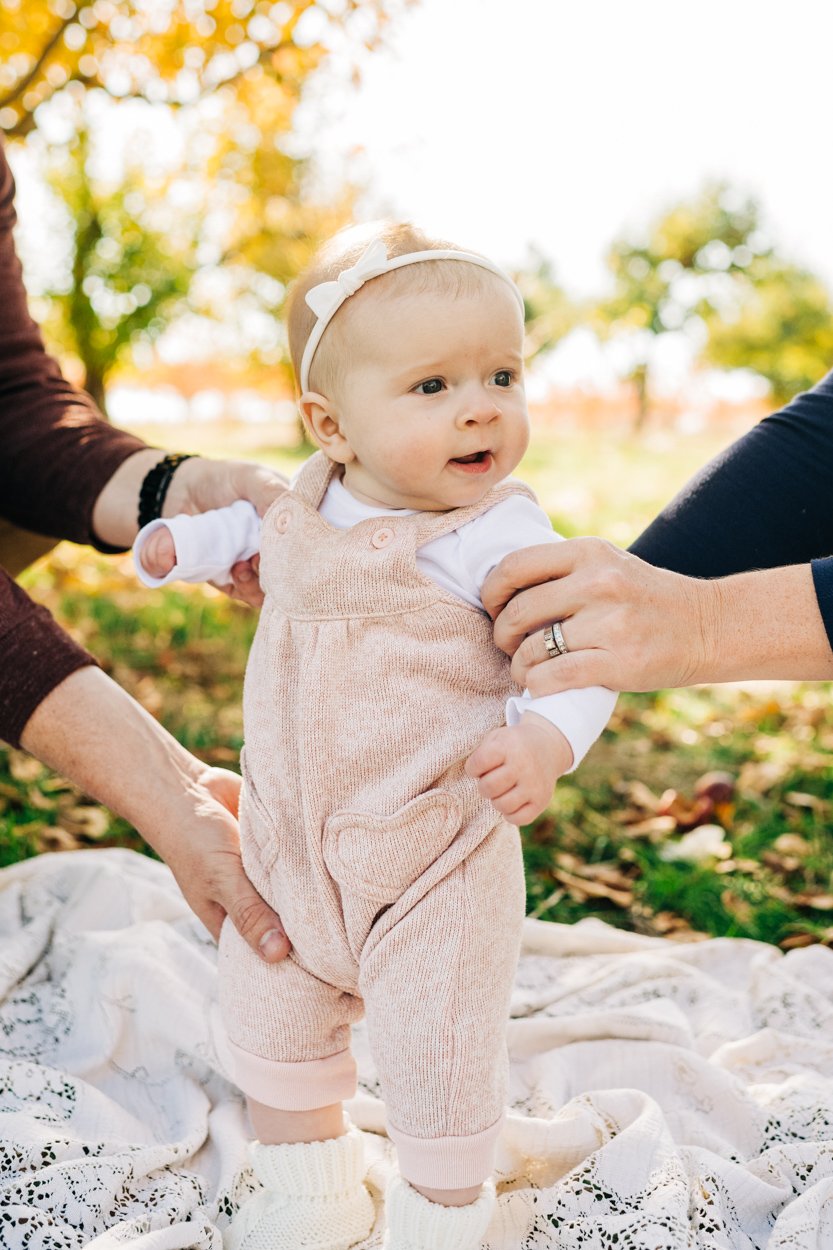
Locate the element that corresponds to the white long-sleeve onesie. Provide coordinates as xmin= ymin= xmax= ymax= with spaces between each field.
xmin=134 ymin=477 xmax=616 ymax=768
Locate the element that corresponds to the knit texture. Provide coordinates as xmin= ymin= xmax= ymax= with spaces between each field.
xmin=219 ymin=451 xmax=529 ymax=1165
xmin=224 ymin=1128 xmax=374 ymax=1250
xmin=383 ymin=1176 xmax=496 ymax=1250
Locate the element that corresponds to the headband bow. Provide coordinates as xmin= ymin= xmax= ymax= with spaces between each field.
xmin=299 ymin=239 xmax=523 ymax=393
xmin=304 ymin=239 xmax=389 ymax=320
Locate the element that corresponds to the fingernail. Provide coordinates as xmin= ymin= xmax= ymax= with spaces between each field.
xmin=238 ymin=566 xmax=252 ymax=582
xmin=258 ymin=928 xmax=286 ymax=959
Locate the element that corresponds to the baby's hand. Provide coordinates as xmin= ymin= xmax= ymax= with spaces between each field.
xmin=140 ymin=525 xmax=177 ymax=578
xmin=465 ymin=713 xmax=573 ymax=827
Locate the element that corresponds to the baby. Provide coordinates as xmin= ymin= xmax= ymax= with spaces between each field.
xmin=136 ymin=224 xmax=616 ymax=1250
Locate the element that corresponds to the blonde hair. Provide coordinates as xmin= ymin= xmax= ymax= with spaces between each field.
xmin=286 ymin=221 xmax=507 ymax=396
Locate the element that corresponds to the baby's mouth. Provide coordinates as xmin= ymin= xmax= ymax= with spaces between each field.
xmin=449 ymin=450 xmax=493 ymax=474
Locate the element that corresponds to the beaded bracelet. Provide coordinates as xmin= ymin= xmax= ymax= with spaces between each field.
xmin=137 ymin=452 xmax=195 ymax=529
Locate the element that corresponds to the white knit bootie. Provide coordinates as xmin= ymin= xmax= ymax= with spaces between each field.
xmin=224 ymin=1125 xmax=375 ymax=1250
xmin=383 ymin=1175 xmax=496 ymax=1250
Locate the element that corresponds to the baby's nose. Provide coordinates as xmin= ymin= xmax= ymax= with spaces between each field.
xmin=459 ymin=390 xmax=501 ymax=424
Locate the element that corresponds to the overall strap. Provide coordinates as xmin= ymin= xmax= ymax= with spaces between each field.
xmin=291 ymin=451 xmax=339 ymax=508
xmin=410 ymin=477 xmax=539 ymax=547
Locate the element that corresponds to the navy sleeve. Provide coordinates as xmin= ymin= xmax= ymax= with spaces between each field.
xmin=629 ymin=368 xmax=833 ymax=649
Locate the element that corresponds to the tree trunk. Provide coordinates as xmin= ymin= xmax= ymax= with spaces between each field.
xmin=631 ymin=363 xmax=650 ymax=433
xmin=83 ymin=366 xmax=109 ymax=420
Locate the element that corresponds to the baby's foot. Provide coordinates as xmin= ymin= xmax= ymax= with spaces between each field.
xmin=225 ymin=1127 xmax=375 ymax=1250
xmin=383 ymin=1175 xmax=495 ymax=1250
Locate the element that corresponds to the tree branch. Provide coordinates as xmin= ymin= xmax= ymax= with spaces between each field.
xmin=0 ymin=3 xmax=96 ymax=111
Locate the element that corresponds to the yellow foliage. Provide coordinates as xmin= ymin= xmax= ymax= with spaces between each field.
xmin=0 ymin=0 xmax=409 ymax=137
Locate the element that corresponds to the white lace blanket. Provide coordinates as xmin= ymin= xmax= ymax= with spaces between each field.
xmin=2 ymin=849 xmax=833 ymax=1249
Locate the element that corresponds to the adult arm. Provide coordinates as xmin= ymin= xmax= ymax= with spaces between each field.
xmin=19 ymin=665 xmax=289 ymax=960
xmin=483 ymin=369 xmax=833 ymax=691
xmin=0 ymin=142 xmax=288 ymax=959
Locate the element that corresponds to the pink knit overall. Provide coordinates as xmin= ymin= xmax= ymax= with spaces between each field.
xmin=218 ymin=453 xmax=529 ymax=1189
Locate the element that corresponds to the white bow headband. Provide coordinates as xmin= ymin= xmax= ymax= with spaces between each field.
xmin=299 ymin=238 xmax=524 ymax=392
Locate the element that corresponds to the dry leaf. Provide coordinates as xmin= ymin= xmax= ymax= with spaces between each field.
xmin=721 ymin=890 xmax=755 ymax=927
xmin=657 ymin=789 xmax=716 ymax=830
xmin=773 ymin=834 xmax=813 ymax=857
xmin=784 ymin=792 xmax=828 ymax=814
xmin=552 ymin=868 xmax=633 ymax=908
xmin=528 ymin=888 xmax=565 ymax=919
xmin=621 ymin=815 xmax=677 ymax=839
xmin=660 ymin=825 xmax=732 ymax=864
xmin=36 ymin=827 xmax=82 ymax=853
xmin=8 ymin=751 xmax=44 ymax=783
xmin=694 ymin=771 xmax=736 ymax=803
xmin=715 ymin=858 xmax=761 ymax=875
xmin=779 ymin=933 xmax=821 ymax=950
xmin=797 ymin=895 xmax=833 ymax=912
xmin=27 ymin=788 xmax=58 ymax=813
xmin=63 ymin=806 xmax=110 ymax=840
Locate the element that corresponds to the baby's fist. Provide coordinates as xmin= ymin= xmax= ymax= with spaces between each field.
xmin=465 ymin=714 xmax=573 ymax=827
xmin=140 ymin=525 xmax=177 ymax=578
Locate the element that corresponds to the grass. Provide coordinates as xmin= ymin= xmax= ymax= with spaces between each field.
xmin=5 ymin=417 xmax=833 ymax=949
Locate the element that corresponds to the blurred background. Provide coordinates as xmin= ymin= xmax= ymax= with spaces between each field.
xmin=4 ymin=0 xmax=833 ymax=945
xmin=4 ymin=0 xmax=833 ymax=493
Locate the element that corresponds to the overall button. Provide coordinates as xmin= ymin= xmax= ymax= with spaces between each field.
xmin=371 ymin=527 xmax=394 ymax=549
xmin=275 ymin=512 xmax=291 ymax=534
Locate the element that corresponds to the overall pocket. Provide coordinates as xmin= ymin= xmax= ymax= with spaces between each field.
xmin=322 ymin=790 xmax=462 ymax=955
xmin=238 ymin=747 xmax=280 ymax=874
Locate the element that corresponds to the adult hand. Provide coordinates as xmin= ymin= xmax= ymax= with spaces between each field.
xmin=483 ymin=537 xmax=833 ymax=691
xmin=164 ymin=765 xmax=290 ymax=957
xmin=481 ymin=537 xmax=713 ymax=693
xmin=20 ymin=666 xmax=291 ymax=962
xmin=164 ymin=457 xmax=287 ymax=607
xmin=92 ymin=451 xmax=288 ymax=607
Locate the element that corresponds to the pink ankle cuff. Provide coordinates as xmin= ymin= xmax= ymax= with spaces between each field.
xmin=387 ymin=1113 xmax=504 ymax=1189
xmin=227 ymin=1040 xmax=358 ymax=1110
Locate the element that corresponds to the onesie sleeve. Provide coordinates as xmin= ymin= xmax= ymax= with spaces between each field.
xmin=133 ymin=500 xmax=262 ymax=588
xmin=460 ymin=496 xmax=617 ymax=771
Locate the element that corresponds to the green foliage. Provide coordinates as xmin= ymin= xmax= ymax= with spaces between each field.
xmin=3 ymin=0 xmax=408 ymax=411
xmin=513 ymin=247 xmax=577 ymax=362
xmin=595 ymin=183 xmax=769 ymax=427
xmin=701 ymin=256 xmax=833 ymax=403
xmin=38 ymin=121 xmax=195 ymax=412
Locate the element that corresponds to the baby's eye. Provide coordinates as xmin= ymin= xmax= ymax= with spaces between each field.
xmin=414 ymin=377 xmax=445 ymax=395
xmin=491 ymin=370 xmax=514 ymax=387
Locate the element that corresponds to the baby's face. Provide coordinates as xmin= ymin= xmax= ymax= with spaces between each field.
xmin=322 ymin=277 xmax=529 ymax=511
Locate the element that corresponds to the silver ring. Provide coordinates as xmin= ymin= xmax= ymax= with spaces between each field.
xmin=543 ymin=621 xmax=569 ymax=659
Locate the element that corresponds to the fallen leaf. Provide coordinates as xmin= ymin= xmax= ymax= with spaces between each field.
xmin=657 ymin=789 xmax=716 ymax=830
xmin=721 ymin=890 xmax=755 ymax=927
xmin=779 ymin=932 xmax=820 ymax=951
xmin=552 ymin=868 xmax=633 ymax=908
xmin=8 ymin=752 xmax=45 ymax=783
xmin=795 ymin=894 xmax=833 ymax=911
xmin=35 ymin=827 xmax=82 ymax=853
xmin=528 ymin=888 xmax=565 ymax=919
xmin=784 ymin=791 xmax=828 ymax=814
xmin=621 ymin=815 xmax=677 ymax=839
xmin=63 ymin=806 xmax=110 ymax=840
xmin=715 ymin=858 xmax=761 ymax=875
xmin=773 ymin=834 xmax=813 ymax=857
xmin=694 ymin=771 xmax=736 ymax=804
xmin=660 ymin=825 xmax=732 ymax=864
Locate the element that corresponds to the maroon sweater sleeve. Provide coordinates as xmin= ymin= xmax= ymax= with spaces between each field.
xmin=0 ymin=140 xmax=149 ymax=747
xmin=0 ymin=572 xmax=96 ymax=747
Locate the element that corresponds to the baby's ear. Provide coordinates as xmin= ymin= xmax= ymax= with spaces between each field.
xmin=298 ymin=392 xmax=354 ymax=463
